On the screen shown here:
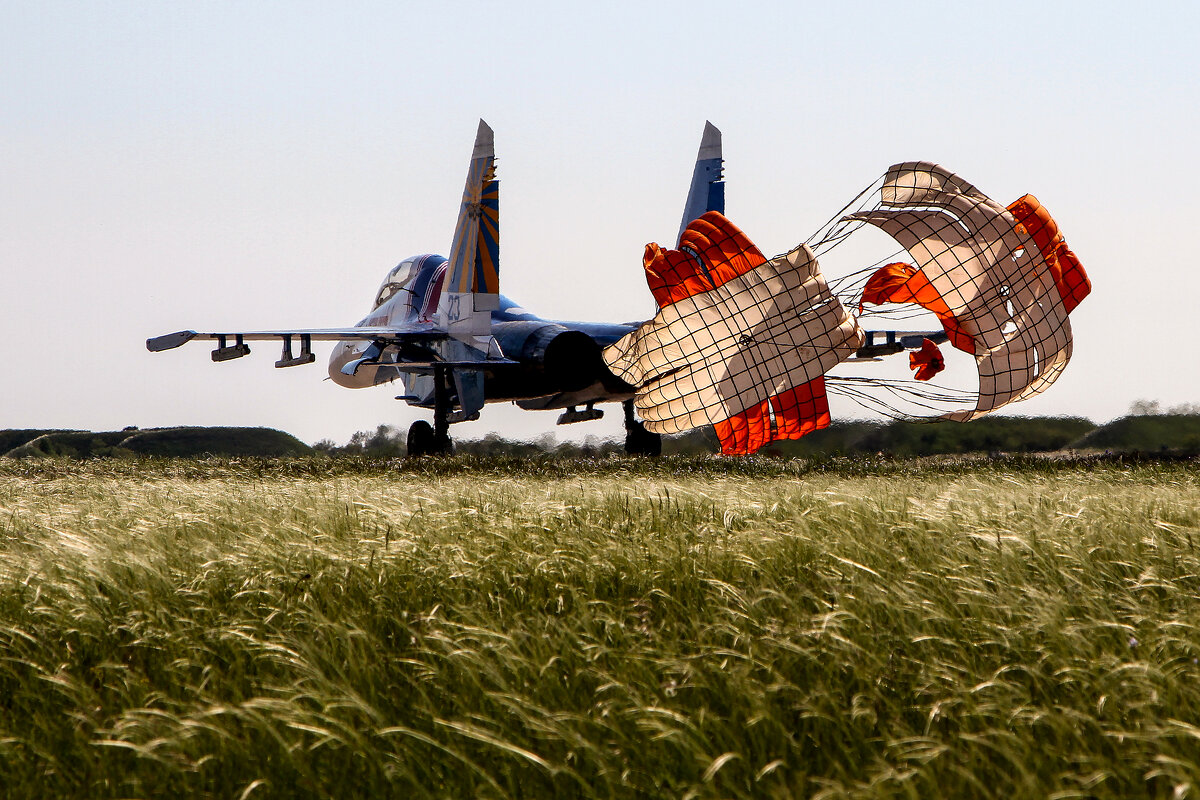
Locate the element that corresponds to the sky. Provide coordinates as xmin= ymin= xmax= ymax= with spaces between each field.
xmin=3 ymin=1 xmax=1198 ymax=446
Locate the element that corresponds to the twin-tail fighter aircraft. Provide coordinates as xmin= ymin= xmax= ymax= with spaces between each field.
xmin=149 ymin=121 xmax=1090 ymax=455
xmin=148 ymin=120 xmax=727 ymax=455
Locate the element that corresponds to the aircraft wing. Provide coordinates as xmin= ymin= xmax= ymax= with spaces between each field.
xmin=148 ymin=322 xmax=517 ymax=376
xmin=146 ymin=325 xmax=445 ymax=353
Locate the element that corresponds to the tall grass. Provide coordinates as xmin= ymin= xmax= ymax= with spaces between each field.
xmin=0 ymin=457 xmax=1198 ymax=798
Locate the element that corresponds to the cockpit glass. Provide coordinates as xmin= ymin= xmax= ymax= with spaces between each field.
xmin=373 ymin=260 xmax=418 ymax=309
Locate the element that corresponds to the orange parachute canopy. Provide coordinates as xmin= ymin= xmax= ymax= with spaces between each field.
xmin=860 ymin=262 xmax=976 ymax=355
xmin=909 ymin=338 xmax=945 ymax=381
xmin=712 ymin=378 xmax=830 ymax=456
xmin=644 ymin=213 xmax=832 ymax=455
xmin=606 ymin=212 xmax=862 ymax=455
xmin=1007 ymin=194 xmax=1091 ymax=313
xmin=846 ymin=163 xmax=1090 ymax=422
xmin=643 ymin=213 xmax=768 ymax=306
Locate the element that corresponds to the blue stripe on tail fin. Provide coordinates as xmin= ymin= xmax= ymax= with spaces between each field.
xmin=676 ymin=121 xmax=724 ymax=246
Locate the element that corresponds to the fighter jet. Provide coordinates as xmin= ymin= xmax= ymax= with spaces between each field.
xmin=147 ymin=120 xmax=726 ymax=455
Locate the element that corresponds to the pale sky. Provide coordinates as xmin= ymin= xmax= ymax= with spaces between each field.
xmin=3 ymin=1 xmax=1197 ymax=446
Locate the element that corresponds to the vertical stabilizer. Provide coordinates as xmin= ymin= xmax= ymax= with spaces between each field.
xmin=676 ymin=121 xmax=725 ymax=246
xmin=438 ymin=119 xmax=501 ymax=343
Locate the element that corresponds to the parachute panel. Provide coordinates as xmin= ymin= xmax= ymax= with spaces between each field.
xmin=1007 ymin=194 xmax=1091 ymax=313
xmin=604 ymin=212 xmax=862 ymax=453
xmin=846 ymin=162 xmax=1087 ymax=422
xmin=860 ymin=262 xmax=976 ymax=354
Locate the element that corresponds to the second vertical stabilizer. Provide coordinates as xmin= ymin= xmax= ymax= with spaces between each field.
xmin=677 ymin=121 xmax=725 ymax=246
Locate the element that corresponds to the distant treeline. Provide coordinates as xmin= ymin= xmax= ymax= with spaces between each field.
xmin=0 ymin=427 xmax=311 ymax=459
xmin=4 ymin=413 xmax=1199 ymax=459
xmin=317 ymin=413 xmax=1200 ymax=459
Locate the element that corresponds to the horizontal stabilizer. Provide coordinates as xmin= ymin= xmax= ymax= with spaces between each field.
xmin=898 ymin=331 xmax=949 ymax=349
xmin=853 ymin=330 xmax=948 ymax=358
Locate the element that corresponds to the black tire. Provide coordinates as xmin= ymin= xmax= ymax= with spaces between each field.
xmin=624 ymin=422 xmax=662 ymax=457
xmin=407 ymin=420 xmax=434 ymax=457
xmin=431 ymin=433 xmax=454 ymax=456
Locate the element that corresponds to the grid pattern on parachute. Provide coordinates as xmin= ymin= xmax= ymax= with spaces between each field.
xmin=811 ymin=162 xmax=1090 ymax=422
xmin=603 ymin=212 xmax=863 ymax=454
xmin=605 ymin=165 xmax=1090 ymax=453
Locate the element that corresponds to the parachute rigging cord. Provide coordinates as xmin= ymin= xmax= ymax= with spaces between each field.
xmin=810 ymin=162 xmax=1090 ymax=423
xmin=603 ymin=163 xmax=1090 ymax=454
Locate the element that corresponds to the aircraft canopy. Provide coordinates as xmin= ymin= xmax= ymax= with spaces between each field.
xmin=374 ymin=258 xmax=423 ymax=309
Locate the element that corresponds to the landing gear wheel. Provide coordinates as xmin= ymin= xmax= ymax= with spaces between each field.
xmin=622 ymin=399 xmax=662 ymax=456
xmin=407 ymin=420 xmax=434 ymax=457
xmin=431 ymin=433 xmax=454 ymax=456
xmin=408 ymin=421 xmax=454 ymax=456
xmin=624 ymin=421 xmax=662 ymax=457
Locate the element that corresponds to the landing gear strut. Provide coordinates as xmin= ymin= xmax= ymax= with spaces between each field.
xmin=407 ymin=365 xmax=455 ymax=457
xmin=623 ymin=400 xmax=662 ymax=457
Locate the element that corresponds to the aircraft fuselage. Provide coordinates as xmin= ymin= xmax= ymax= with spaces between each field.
xmin=328 ymin=254 xmax=638 ymax=410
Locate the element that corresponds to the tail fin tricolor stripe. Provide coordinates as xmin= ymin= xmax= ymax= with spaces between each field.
xmin=445 ymin=122 xmax=498 ymax=297
xmin=439 ymin=120 xmax=500 ymax=340
xmin=473 ymin=178 xmax=500 ymax=295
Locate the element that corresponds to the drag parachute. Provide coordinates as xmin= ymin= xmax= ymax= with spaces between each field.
xmin=828 ymin=161 xmax=1091 ymax=421
xmin=605 ymin=163 xmax=1091 ymax=453
xmin=604 ymin=212 xmax=863 ymax=454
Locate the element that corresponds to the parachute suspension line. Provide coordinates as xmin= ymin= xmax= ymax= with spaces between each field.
xmin=826 ymin=375 xmax=977 ymax=420
xmin=854 ymin=305 xmax=942 ymax=323
xmin=830 ymin=375 xmax=976 ymax=406
xmin=825 ymin=381 xmax=917 ymax=421
xmin=803 ymin=175 xmax=935 ymax=319
xmin=828 ymin=261 xmax=886 ymax=298
xmin=805 ymin=174 xmax=884 ymax=255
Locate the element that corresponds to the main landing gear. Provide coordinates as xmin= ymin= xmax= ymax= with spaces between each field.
xmin=623 ymin=400 xmax=662 ymax=457
xmin=407 ymin=369 xmax=661 ymax=458
xmin=407 ymin=365 xmax=455 ymax=457
xmin=406 ymin=419 xmax=452 ymax=457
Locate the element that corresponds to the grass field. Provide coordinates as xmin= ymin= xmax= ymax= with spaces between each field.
xmin=1 ymin=456 xmax=1198 ymax=798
